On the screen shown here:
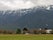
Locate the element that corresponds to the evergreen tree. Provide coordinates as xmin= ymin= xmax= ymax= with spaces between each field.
xmin=16 ymin=28 xmax=21 ymax=34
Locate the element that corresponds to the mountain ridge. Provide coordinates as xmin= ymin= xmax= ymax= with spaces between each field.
xmin=0 ymin=5 xmax=53 ymax=30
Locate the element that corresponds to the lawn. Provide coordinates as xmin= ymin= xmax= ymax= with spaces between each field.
xmin=0 ymin=34 xmax=53 ymax=40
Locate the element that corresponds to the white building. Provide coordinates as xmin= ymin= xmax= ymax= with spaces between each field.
xmin=46 ymin=29 xmax=52 ymax=34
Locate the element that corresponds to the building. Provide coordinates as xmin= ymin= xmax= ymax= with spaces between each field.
xmin=46 ymin=29 xmax=52 ymax=34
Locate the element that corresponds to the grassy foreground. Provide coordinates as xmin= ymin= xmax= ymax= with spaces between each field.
xmin=0 ymin=34 xmax=53 ymax=40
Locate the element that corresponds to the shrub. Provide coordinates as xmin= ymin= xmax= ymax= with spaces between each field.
xmin=50 ymin=30 xmax=53 ymax=34
xmin=41 ymin=30 xmax=46 ymax=34
xmin=3 ymin=30 xmax=7 ymax=34
xmin=33 ymin=30 xmax=40 ymax=34
xmin=16 ymin=28 xmax=21 ymax=34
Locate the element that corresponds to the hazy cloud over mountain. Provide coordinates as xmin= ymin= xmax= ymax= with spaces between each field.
xmin=0 ymin=0 xmax=53 ymax=10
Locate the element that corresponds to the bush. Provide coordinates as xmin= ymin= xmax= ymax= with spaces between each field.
xmin=16 ymin=28 xmax=21 ymax=34
xmin=3 ymin=30 xmax=7 ymax=34
xmin=7 ymin=31 xmax=13 ymax=34
xmin=41 ymin=30 xmax=46 ymax=34
xmin=33 ymin=30 xmax=40 ymax=34
xmin=33 ymin=30 xmax=46 ymax=34
xmin=50 ymin=30 xmax=53 ymax=34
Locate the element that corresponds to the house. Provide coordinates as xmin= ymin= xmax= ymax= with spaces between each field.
xmin=46 ymin=29 xmax=52 ymax=34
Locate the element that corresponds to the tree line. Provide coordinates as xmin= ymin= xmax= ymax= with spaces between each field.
xmin=0 ymin=28 xmax=53 ymax=34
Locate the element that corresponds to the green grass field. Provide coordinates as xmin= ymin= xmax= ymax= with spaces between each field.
xmin=0 ymin=34 xmax=53 ymax=40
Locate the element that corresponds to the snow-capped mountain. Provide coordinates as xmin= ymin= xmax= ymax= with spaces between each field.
xmin=0 ymin=5 xmax=53 ymax=16
xmin=15 ymin=5 xmax=53 ymax=29
xmin=0 ymin=5 xmax=53 ymax=30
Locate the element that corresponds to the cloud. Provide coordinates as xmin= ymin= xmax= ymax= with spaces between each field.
xmin=0 ymin=0 xmax=53 ymax=10
xmin=0 ymin=0 xmax=35 ymax=10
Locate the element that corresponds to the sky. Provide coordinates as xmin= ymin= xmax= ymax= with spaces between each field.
xmin=0 ymin=0 xmax=53 ymax=10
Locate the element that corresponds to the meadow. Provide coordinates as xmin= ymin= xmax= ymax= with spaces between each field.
xmin=0 ymin=34 xmax=53 ymax=40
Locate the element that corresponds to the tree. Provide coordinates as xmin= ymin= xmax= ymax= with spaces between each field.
xmin=23 ymin=28 xmax=29 ymax=34
xmin=23 ymin=28 xmax=28 ymax=31
xmin=16 ymin=28 xmax=21 ymax=34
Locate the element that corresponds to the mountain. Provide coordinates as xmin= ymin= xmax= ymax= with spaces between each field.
xmin=0 ymin=5 xmax=53 ymax=30
xmin=15 ymin=5 xmax=53 ymax=29
xmin=0 ymin=8 xmax=33 ymax=30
